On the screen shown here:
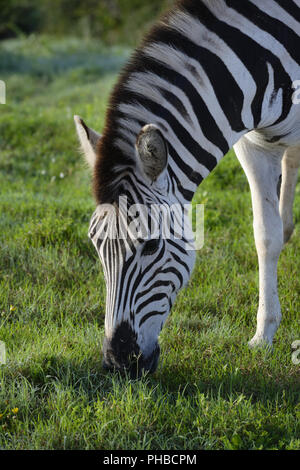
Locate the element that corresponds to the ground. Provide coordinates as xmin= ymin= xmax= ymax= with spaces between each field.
xmin=0 ymin=36 xmax=299 ymax=450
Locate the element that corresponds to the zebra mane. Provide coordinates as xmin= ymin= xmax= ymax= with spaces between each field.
xmin=93 ymin=0 xmax=295 ymax=204
xmin=93 ymin=2 xmax=187 ymax=204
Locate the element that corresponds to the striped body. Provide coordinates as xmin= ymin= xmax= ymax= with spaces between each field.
xmin=75 ymin=0 xmax=300 ymax=377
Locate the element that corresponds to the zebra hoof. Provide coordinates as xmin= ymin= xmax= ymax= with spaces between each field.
xmin=283 ymin=225 xmax=294 ymax=244
xmin=248 ymin=335 xmax=273 ymax=352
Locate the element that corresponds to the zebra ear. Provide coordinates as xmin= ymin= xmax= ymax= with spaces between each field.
xmin=136 ymin=124 xmax=168 ymax=182
xmin=74 ymin=115 xmax=101 ymax=168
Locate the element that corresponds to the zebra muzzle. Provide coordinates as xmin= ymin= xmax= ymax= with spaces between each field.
xmin=102 ymin=322 xmax=160 ymax=378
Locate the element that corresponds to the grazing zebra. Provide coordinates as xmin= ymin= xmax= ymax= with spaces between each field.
xmin=74 ymin=0 xmax=300 ymax=377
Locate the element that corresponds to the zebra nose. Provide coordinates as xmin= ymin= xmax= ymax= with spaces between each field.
xmin=102 ymin=322 xmax=139 ymax=373
xmin=102 ymin=321 xmax=160 ymax=378
xmin=102 ymin=338 xmax=160 ymax=378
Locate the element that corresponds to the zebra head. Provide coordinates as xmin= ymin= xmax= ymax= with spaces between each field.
xmin=75 ymin=116 xmax=196 ymax=377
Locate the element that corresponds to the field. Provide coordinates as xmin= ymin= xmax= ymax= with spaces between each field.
xmin=0 ymin=36 xmax=299 ymax=450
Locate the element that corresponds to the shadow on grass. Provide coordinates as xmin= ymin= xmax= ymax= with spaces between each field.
xmin=16 ymin=350 xmax=300 ymax=407
xmin=157 ymin=362 xmax=300 ymax=405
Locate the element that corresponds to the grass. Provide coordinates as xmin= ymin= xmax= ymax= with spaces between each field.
xmin=0 ymin=35 xmax=299 ymax=450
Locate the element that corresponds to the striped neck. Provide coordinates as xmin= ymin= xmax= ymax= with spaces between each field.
xmin=96 ymin=0 xmax=293 ymax=205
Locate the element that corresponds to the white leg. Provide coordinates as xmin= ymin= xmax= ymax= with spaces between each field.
xmin=234 ymin=135 xmax=284 ymax=347
xmin=279 ymin=146 xmax=300 ymax=243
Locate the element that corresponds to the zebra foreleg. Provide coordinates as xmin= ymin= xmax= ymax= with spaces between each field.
xmin=234 ymin=135 xmax=285 ymax=348
xmin=279 ymin=145 xmax=300 ymax=244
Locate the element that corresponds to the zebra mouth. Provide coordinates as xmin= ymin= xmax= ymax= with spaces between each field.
xmin=102 ymin=321 xmax=161 ymax=378
xmin=102 ymin=342 xmax=160 ymax=379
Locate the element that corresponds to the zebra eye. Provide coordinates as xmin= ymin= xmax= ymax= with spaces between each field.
xmin=142 ymin=239 xmax=160 ymax=256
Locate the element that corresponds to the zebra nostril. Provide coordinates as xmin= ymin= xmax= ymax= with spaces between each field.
xmin=102 ymin=343 xmax=160 ymax=378
xmin=102 ymin=322 xmax=160 ymax=377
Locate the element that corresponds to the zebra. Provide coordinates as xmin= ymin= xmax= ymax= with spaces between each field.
xmin=74 ymin=0 xmax=300 ymax=378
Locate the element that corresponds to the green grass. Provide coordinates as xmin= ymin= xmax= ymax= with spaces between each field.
xmin=0 ymin=36 xmax=299 ymax=450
